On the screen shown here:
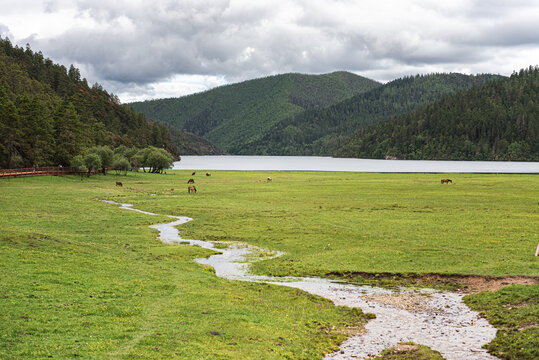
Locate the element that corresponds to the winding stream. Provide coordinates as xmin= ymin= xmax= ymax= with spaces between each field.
xmin=102 ymin=200 xmax=498 ymax=360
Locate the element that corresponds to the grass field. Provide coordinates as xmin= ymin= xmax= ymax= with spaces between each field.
xmin=1 ymin=171 xmax=537 ymax=359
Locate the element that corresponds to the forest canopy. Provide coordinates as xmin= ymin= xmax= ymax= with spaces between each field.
xmin=0 ymin=37 xmax=179 ymax=168
xmin=336 ymin=66 xmax=539 ymax=161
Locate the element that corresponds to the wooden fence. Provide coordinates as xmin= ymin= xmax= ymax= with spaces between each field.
xmin=0 ymin=166 xmax=96 ymax=178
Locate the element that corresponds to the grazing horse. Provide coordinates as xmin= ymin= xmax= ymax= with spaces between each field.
xmin=187 ymin=178 xmax=195 ymax=184
xmin=267 ymin=177 xmax=272 ymax=182
xmin=206 ymin=172 xmax=211 ymax=176
xmin=192 ymin=171 xmax=196 ymax=175
xmin=116 ymin=181 xmax=123 ymax=187
xmin=188 ymin=185 xmax=197 ymax=193
xmin=441 ymin=179 xmax=452 ymax=184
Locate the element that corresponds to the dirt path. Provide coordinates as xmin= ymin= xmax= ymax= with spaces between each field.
xmin=102 ymin=200 xmax=514 ymax=360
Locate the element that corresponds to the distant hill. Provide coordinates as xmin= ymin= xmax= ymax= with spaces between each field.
xmin=234 ymin=73 xmax=503 ymax=155
xmin=128 ymin=72 xmax=381 ymax=152
xmin=336 ymin=67 xmax=538 ymax=161
xmin=0 ymin=37 xmax=221 ymax=169
xmin=173 ymin=131 xmax=223 ymax=155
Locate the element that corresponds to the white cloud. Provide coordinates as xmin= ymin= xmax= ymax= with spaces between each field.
xmin=1 ymin=0 xmax=538 ymax=102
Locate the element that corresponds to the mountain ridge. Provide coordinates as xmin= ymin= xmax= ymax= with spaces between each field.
xmin=233 ymin=73 xmax=504 ymax=155
xmin=335 ymin=67 xmax=538 ymax=161
xmin=128 ymin=71 xmax=382 ymax=152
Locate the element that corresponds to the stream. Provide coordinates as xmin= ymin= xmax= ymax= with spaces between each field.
xmin=102 ymin=200 xmax=498 ymax=360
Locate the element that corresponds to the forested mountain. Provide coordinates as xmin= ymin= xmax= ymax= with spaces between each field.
xmin=336 ymin=67 xmax=539 ymax=161
xmin=128 ymin=72 xmax=381 ymax=152
xmin=234 ymin=73 xmax=503 ymax=155
xmin=0 ymin=37 xmax=217 ymax=169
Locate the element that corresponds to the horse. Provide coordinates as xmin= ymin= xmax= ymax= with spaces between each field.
xmin=192 ymin=172 xmax=196 ymax=176
xmin=267 ymin=177 xmax=272 ymax=182
xmin=441 ymin=179 xmax=452 ymax=184
xmin=187 ymin=178 xmax=195 ymax=184
xmin=116 ymin=181 xmax=123 ymax=187
xmin=171 ymin=188 xmax=174 ymax=193
xmin=188 ymin=185 xmax=197 ymax=193
xmin=206 ymin=172 xmax=211 ymax=176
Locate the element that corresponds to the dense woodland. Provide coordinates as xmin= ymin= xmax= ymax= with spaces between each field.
xmin=129 ymin=72 xmax=381 ymax=152
xmin=336 ymin=67 xmax=539 ymax=161
xmin=0 ymin=37 xmax=218 ymax=169
xmin=234 ymin=73 xmax=503 ymax=155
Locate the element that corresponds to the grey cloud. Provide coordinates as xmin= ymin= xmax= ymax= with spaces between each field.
xmin=15 ymin=0 xmax=539 ymax=98
xmin=0 ymin=24 xmax=11 ymax=38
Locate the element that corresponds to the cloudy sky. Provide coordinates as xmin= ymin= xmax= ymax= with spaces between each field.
xmin=1 ymin=0 xmax=539 ymax=102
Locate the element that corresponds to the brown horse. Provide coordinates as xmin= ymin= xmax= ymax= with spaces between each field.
xmin=188 ymin=185 xmax=197 ymax=193
xmin=116 ymin=181 xmax=123 ymax=187
xmin=187 ymin=178 xmax=195 ymax=184
xmin=441 ymin=179 xmax=452 ymax=184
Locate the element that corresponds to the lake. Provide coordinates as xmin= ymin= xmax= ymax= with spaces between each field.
xmin=172 ymin=155 xmax=539 ymax=173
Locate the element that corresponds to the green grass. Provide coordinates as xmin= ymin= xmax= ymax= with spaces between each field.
xmin=376 ymin=342 xmax=444 ymax=359
xmin=464 ymin=285 xmax=539 ymax=360
xmin=162 ymin=171 xmax=537 ymax=278
xmin=0 ymin=174 xmax=364 ymax=359
xmin=1 ymin=171 xmax=537 ymax=359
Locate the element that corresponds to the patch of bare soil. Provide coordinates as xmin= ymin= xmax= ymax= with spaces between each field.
xmin=327 ymin=272 xmax=539 ymax=293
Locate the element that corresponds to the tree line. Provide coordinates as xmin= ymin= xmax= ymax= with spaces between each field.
xmin=70 ymin=145 xmax=174 ymax=177
xmin=0 ymin=37 xmax=179 ymax=169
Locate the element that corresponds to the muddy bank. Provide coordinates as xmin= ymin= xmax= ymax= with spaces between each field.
xmin=327 ymin=271 xmax=539 ymax=293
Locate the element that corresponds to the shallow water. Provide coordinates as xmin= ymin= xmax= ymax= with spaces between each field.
xmin=103 ymin=200 xmax=498 ymax=360
xmin=173 ymin=155 xmax=539 ymax=173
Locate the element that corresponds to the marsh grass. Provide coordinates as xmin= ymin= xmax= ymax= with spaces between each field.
xmin=1 ymin=171 xmax=537 ymax=359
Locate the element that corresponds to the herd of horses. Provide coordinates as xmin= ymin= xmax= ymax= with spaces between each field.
xmin=114 ymin=172 xmax=272 ymax=194
xmin=115 ymin=175 xmax=453 ymax=193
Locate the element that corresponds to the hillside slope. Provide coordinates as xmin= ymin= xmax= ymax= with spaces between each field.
xmin=128 ymin=72 xmax=381 ymax=152
xmin=234 ymin=73 xmax=503 ymax=155
xmin=336 ymin=67 xmax=538 ymax=161
xmin=0 ymin=37 xmax=191 ymax=168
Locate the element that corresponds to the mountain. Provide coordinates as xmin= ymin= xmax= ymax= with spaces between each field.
xmin=0 ymin=37 xmax=219 ymax=169
xmin=173 ymin=131 xmax=223 ymax=155
xmin=336 ymin=66 xmax=538 ymax=161
xmin=128 ymin=72 xmax=381 ymax=152
xmin=234 ymin=73 xmax=503 ymax=155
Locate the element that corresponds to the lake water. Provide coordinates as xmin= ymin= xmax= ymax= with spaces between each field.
xmin=173 ymin=155 xmax=539 ymax=173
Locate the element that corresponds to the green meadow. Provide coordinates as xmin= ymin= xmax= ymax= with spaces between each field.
xmin=1 ymin=171 xmax=537 ymax=359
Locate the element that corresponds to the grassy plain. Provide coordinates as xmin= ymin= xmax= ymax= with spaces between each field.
xmin=1 ymin=171 xmax=537 ymax=359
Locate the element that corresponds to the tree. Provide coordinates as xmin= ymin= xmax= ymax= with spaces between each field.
xmin=146 ymin=148 xmax=174 ymax=173
xmin=84 ymin=153 xmax=101 ymax=176
xmin=70 ymin=154 xmax=88 ymax=179
xmin=112 ymin=154 xmax=130 ymax=176
xmin=87 ymin=145 xmax=113 ymax=174
xmin=54 ymin=101 xmax=83 ymax=165
xmin=134 ymin=146 xmax=174 ymax=173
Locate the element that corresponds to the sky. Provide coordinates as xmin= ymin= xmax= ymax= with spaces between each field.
xmin=1 ymin=0 xmax=539 ymax=103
